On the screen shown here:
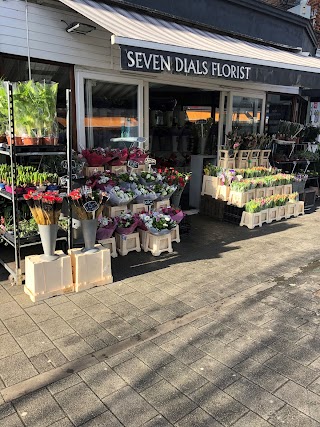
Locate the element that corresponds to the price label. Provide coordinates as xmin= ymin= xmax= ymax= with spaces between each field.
xmin=128 ymin=160 xmax=139 ymax=169
xmin=83 ymin=201 xmax=99 ymax=213
xmin=144 ymin=199 xmax=153 ymax=206
xmin=144 ymin=157 xmax=156 ymax=165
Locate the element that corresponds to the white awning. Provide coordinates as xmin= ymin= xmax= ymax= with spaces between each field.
xmin=59 ymin=0 xmax=320 ymax=74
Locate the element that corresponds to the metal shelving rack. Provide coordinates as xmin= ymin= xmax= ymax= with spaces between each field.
xmin=0 ymin=83 xmax=72 ymax=284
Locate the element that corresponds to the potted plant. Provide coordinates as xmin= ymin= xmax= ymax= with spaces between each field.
xmin=160 ymin=207 xmax=185 ymax=224
xmin=118 ymin=172 xmax=139 ymax=190
xmin=0 ymin=79 xmax=8 ymax=144
xmin=108 ymin=186 xmax=135 ymax=206
xmin=68 ymin=188 xmax=108 ymax=252
xmin=134 ymin=185 xmax=158 ymax=204
xmin=23 ymin=190 xmax=63 ymax=261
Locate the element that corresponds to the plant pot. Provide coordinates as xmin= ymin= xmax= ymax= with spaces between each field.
xmin=171 ymin=187 xmax=184 ymax=208
xmin=22 ymin=136 xmax=38 ymax=146
xmin=42 ymin=136 xmax=54 ymax=145
xmin=38 ymin=224 xmax=59 ymax=261
xmin=81 ymin=219 xmax=99 ymax=253
xmin=36 ymin=185 xmax=47 ymax=192
xmin=6 ymin=135 xmax=22 ymax=145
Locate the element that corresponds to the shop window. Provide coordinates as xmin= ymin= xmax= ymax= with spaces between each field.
xmin=0 ymin=55 xmax=71 ymax=145
xmin=265 ymin=93 xmax=294 ymax=134
xmin=231 ymin=95 xmax=262 ymax=134
xmin=84 ymin=79 xmax=139 ymax=148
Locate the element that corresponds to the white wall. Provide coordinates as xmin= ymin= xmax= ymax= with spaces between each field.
xmin=0 ymin=0 xmax=113 ymax=69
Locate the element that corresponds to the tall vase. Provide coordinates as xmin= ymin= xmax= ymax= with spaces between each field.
xmin=171 ymin=187 xmax=184 ymax=208
xmin=38 ymin=224 xmax=59 ymax=261
xmin=81 ymin=219 xmax=99 ymax=253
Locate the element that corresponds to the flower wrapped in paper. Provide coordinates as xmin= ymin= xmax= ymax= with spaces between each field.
xmin=139 ymin=171 xmax=163 ymax=187
xmin=108 ymin=186 xmax=135 ymax=206
xmin=134 ymin=185 xmax=158 ymax=204
xmin=23 ymin=190 xmax=63 ymax=225
xmin=81 ymin=148 xmax=113 ymax=167
xmin=118 ymin=172 xmax=139 ymax=190
xmin=140 ymin=211 xmax=176 ymax=235
xmin=96 ymin=216 xmax=118 ymax=240
xmin=153 ymin=183 xmax=177 ymax=200
xmin=116 ymin=211 xmax=139 ymax=235
xmin=160 ymin=207 xmax=185 ymax=224
xmin=68 ymin=187 xmax=108 ymax=220
xmin=129 ymin=147 xmax=148 ymax=165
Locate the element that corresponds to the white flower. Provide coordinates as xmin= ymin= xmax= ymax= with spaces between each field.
xmin=146 ymin=174 xmax=151 ymax=179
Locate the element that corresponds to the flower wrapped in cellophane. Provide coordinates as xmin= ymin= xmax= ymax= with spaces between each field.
xmin=23 ymin=190 xmax=63 ymax=225
xmin=68 ymin=187 xmax=108 ymax=220
xmin=96 ymin=216 xmax=118 ymax=240
xmin=134 ymin=185 xmax=158 ymax=204
xmin=115 ymin=211 xmax=139 ymax=235
xmin=153 ymin=183 xmax=177 ymax=200
xmin=108 ymin=186 xmax=135 ymax=206
xmin=140 ymin=211 xmax=176 ymax=235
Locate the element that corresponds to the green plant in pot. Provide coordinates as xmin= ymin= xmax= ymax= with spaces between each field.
xmin=36 ymin=81 xmax=59 ymax=145
xmin=0 ymin=79 xmax=8 ymax=143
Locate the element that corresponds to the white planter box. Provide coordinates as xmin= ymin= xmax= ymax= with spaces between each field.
xmin=240 ymin=211 xmax=262 ymax=229
xmin=255 ymin=188 xmax=266 ymax=199
xmin=115 ymin=232 xmax=141 ymax=256
xmin=109 ymin=165 xmax=127 ymax=174
xmin=265 ymin=187 xmax=276 ymax=197
xmin=138 ymin=229 xmax=149 ymax=252
xmin=296 ymin=201 xmax=305 ymax=216
xmin=201 ymin=176 xmax=219 ymax=198
xmin=228 ymin=191 xmax=247 ymax=208
xmin=260 ymin=209 xmax=268 ymax=225
xmin=146 ymin=233 xmax=173 ymax=256
xmin=216 ymin=185 xmax=230 ymax=202
xmin=68 ymin=245 xmax=113 ymax=292
xmin=267 ymin=207 xmax=278 ymax=223
xmin=24 ymin=251 xmax=74 ymax=302
xmin=106 ymin=206 xmax=127 ymax=218
xmin=283 ymin=184 xmax=293 ymax=195
xmin=98 ymin=237 xmax=117 ymax=258
xmin=154 ymin=200 xmax=170 ymax=211
xmin=129 ymin=203 xmax=146 ymax=214
xmin=83 ymin=166 xmax=104 ymax=177
xmin=276 ymin=205 xmax=286 ymax=221
xmin=273 ymin=185 xmax=283 ymax=195
xmin=171 ymin=225 xmax=180 ymax=243
xmin=285 ymin=202 xmax=297 ymax=219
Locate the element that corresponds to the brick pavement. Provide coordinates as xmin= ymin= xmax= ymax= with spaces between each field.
xmin=0 ymin=211 xmax=320 ymax=426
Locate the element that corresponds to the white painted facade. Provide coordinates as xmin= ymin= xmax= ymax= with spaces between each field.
xmin=0 ymin=0 xmax=302 ymax=150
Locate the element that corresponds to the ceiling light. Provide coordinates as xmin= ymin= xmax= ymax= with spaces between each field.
xmin=65 ymin=22 xmax=96 ymax=35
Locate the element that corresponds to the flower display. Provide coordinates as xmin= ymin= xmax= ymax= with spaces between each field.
xmin=68 ymin=188 xmax=107 ymax=220
xmin=81 ymin=148 xmax=113 ymax=167
xmin=158 ymin=167 xmax=191 ymax=188
xmin=108 ymin=186 xmax=135 ymax=206
xmin=118 ymin=172 xmax=139 ymax=185
xmin=230 ymin=173 xmax=293 ymax=191
xmin=140 ymin=211 xmax=177 ymax=235
xmin=134 ymin=185 xmax=158 ymax=203
xmin=153 ymin=183 xmax=177 ymax=200
xmin=245 ymin=193 xmax=297 ymax=213
xmin=129 ymin=147 xmax=148 ymax=164
xmin=161 ymin=207 xmax=185 ymax=224
xmin=23 ymin=190 xmax=63 ymax=225
xmin=86 ymin=171 xmax=118 ymax=190
xmin=139 ymin=171 xmax=162 ymax=186
xmin=116 ymin=211 xmax=139 ymax=235
xmin=96 ymin=216 xmax=118 ymax=240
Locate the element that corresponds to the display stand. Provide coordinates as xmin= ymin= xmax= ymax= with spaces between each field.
xmin=68 ymin=245 xmax=113 ymax=291
xmin=115 ymin=232 xmax=141 ymax=256
xmin=0 ymin=83 xmax=71 ymax=284
xmin=24 ymin=251 xmax=73 ymax=302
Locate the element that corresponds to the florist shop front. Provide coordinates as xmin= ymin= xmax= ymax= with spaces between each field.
xmin=1 ymin=0 xmax=320 ymax=295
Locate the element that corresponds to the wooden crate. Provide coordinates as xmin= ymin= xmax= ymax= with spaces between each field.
xmin=201 ymin=176 xmax=219 ymax=198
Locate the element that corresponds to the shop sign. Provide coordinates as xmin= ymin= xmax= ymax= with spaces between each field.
xmin=121 ymin=46 xmax=252 ymax=81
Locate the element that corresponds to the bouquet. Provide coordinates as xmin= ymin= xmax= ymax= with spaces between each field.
xmin=161 ymin=207 xmax=184 ymax=224
xmin=109 ymin=148 xmax=128 ymax=166
xmin=108 ymin=186 xmax=135 ymax=206
xmin=134 ymin=185 xmax=158 ymax=203
xmin=116 ymin=211 xmax=139 ymax=235
xmin=86 ymin=171 xmax=117 ymax=190
xmin=81 ymin=148 xmax=113 ymax=167
xmin=68 ymin=187 xmax=107 ymax=219
xmin=118 ymin=172 xmax=139 ymax=190
xmin=159 ymin=168 xmax=191 ymax=188
xmin=140 ymin=211 xmax=176 ymax=235
xmin=139 ymin=171 xmax=163 ymax=186
xmin=23 ymin=190 xmax=63 ymax=225
xmin=153 ymin=183 xmax=177 ymax=200
xmin=96 ymin=216 xmax=118 ymax=240
xmin=129 ymin=147 xmax=148 ymax=165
